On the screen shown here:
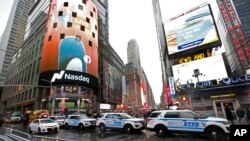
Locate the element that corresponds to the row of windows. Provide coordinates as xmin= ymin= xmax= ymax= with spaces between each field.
xmin=58 ymin=0 xmax=95 ymax=12
xmin=47 ymin=34 xmax=94 ymax=47
xmin=7 ymin=87 xmax=38 ymax=107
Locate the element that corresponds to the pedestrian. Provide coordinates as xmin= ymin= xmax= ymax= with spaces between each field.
xmin=224 ymin=104 xmax=234 ymax=124
xmin=0 ymin=114 xmax=4 ymax=127
xmin=22 ymin=113 xmax=29 ymax=129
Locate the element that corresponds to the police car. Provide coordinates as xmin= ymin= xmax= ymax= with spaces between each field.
xmin=64 ymin=114 xmax=96 ymax=130
xmin=146 ymin=110 xmax=230 ymax=139
xmin=96 ymin=113 xmax=145 ymax=134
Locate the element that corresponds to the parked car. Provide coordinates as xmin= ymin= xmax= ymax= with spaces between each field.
xmin=146 ymin=110 xmax=230 ymax=140
xmin=49 ymin=116 xmax=66 ymax=127
xmin=28 ymin=118 xmax=59 ymax=134
xmin=64 ymin=114 xmax=96 ymax=130
xmin=10 ymin=114 xmax=22 ymax=123
xmin=96 ymin=112 xmax=145 ymax=134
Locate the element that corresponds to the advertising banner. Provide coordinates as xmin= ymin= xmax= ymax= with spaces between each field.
xmin=164 ymin=4 xmax=220 ymax=55
xmin=102 ymin=60 xmax=122 ymax=104
xmin=40 ymin=0 xmax=98 ymax=82
xmin=165 ymin=85 xmax=172 ymax=105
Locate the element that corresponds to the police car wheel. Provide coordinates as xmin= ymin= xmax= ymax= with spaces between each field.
xmin=78 ymin=123 xmax=84 ymax=130
xmin=156 ymin=125 xmax=167 ymax=137
xmin=124 ymin=125 xmax=133 ymax=134
xmin=205 ymin=126 xmax=224 ymax=141
xmin=99 ymin=123 xmax=106 ymax=132
xmin=65 ymin=123 xmax=69 ymax=129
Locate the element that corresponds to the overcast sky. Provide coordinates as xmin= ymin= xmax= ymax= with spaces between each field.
xmin=0 ymin=0 xmax=223 ymax=104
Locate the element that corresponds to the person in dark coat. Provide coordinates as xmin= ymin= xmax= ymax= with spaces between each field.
xmin=225 ymin=105 xmax=234 ymax=124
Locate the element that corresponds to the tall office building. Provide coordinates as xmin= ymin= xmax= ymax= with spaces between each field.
xmin=232 ymin=0 xmax=250 ymax=45
xmin=127 ymin=39 xmax=141 ymax=69
xmin=0 ymin=0 xmax=36 ymax=85
xmin=217 ymin=0 xmax=250 ymax=75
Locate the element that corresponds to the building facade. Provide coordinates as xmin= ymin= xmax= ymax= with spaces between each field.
xmin=0 ymin=0 xmax=36 ymax=85
xmin=1 ymin=0 xmax=124 ymax=115
xmin=152 ymin=0 xmax=250 ymax=120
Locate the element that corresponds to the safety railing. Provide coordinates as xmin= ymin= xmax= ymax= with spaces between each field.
xmin=31 ymin=136 xmax=75 ymax=141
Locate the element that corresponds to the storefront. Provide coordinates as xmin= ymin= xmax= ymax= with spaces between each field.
xmin=176 ymin=74 xmax=250 ymax=119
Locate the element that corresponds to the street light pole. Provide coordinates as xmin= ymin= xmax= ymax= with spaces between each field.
xmin=41 ymin=79 xmax=55 ymax=116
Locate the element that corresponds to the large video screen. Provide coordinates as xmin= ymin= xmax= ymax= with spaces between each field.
xmin=164 ymin=4 xmax=220 ymax=55
xmin=40 ymin=0 xmax=98 ymax=82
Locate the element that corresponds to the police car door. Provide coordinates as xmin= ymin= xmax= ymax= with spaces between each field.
xmin=178 ymin=111 xmax=203 ymax=132
xmin=69 ymin=116 xmax=79 ymax=126
xmin=164 ymin=112 xmax=181 ymax=131
xmin=112 ymin=114 xmax=123 ymax=128
xmin=105 ymin=114 xmax=114 ymax=128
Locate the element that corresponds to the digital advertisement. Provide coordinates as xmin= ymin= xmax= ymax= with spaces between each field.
xmin=40 ymin=0 xmax=98 ymax=81
xmin=164 ymin=4 xmax=220 ymax=55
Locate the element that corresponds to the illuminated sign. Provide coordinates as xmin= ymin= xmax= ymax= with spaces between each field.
xmin=40 ymin=0 xmax=99 ymax=80
xmin=217 ymin=0 xmax=250 ymax=62
xmin=176 ymin=74 xmax=250 ymax=91
xmin=164 ymin=4 xmax=220 ymax=56
xmin=177 ymin=49 xmax=212 ymax=64
xmin=39 ymin=70 xmax=98 ymax=88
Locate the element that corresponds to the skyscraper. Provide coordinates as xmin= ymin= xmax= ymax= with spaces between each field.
xmin=232 ymin=0 xmax=250 ymax=45
xmin=0 ymin=0 xmax=36 ymax=85
xmin=127 ymin=39 xmax=141 ymax=69
xmin=217 ymin=0 xmax=250 ymax=75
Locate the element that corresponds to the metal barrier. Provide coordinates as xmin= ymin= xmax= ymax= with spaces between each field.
xmin=0 ymin=127 xmax=76 ymax=141
xmin=31 ymin=136 xmax=75 ymax=141
xmin=0 ymin=127 xmax=12 ymax=135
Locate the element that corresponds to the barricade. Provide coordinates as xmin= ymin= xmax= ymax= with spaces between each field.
xmin=31 ymin=135 xmax=75 ymax=141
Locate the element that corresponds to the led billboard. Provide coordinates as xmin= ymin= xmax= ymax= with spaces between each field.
xmin=39 ymin=0 xmax=98 ymax=86
xmin=102 ymin=59 xmax=122 ymax=104
xmin=164 ymin=4 xmax=221 ymax=56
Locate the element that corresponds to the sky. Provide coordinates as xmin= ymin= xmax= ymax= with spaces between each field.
xmin=0 ymin=0 xmax=223 ymax=104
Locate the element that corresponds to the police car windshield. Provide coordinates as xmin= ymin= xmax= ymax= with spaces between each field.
xmin=121 ymin=113 xmax=133 ymax=119
xmin=80 ymin=114 xmax=90 ymax=119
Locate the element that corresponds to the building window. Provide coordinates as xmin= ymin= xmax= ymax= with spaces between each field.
xmin=58 ymin=11 xmax=63 ymax=16
xmin=53 ymin=23 xmax=57 ymax=28
xmin=93 ymin=7 xmax=96 ymax=12
xmin=64 ymin=2 xmax=68 ymax=7
xmin=48 ymin=35 xmax=52 ymax=41
xmin=86 ymin=17 xmax=90 ymax=23
xmin=92 ymin=32 xmax=95 ymax=38
xmin=78 ymin=5 xmax=83 ymax=10
xmin=82 ymin=0 xmax=86 ymax=4
xmin=95 ymin=25 xmax=97 ymax=30
xmin=72 ymin=12 xmax=77 ymax=17
xmin=60 ymin=33 xmax=65 ymax=39
xmin=80 ymin=25 xmax=85 ymax=31
xmin=89 ymin=40 xmax=92 ymax=47
xmin=90 ymin=11 xmax=93 ymax=17
xmin=76 ymin=35 xmax=81 ymax=42
xmin=67 ymin=22 xmax=72 ymax=27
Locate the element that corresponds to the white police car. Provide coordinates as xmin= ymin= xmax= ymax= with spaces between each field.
xmin=64 ymin=114 xmax=96 ymax=130
xmin=96 ymin=113 xmax=145 ymax=134
xmin=147 ymin=110 xmax=230 ymax=140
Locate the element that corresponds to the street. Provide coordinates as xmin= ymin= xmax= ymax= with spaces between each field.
xmin=3 ymin=123 xmax=229 ymax=141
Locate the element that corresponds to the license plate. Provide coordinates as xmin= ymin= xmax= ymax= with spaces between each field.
xmin=51 ymin=128 xmax=55 ymax=130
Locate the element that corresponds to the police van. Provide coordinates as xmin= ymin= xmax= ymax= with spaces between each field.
xmin=96 ymin=113 xmax=145 ymax=133
xmin=146 ymin=110 xmax=230 ymax=139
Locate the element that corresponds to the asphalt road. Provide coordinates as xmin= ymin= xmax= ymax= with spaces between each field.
xmin=3 ymin=123 xmax=229 ymax=141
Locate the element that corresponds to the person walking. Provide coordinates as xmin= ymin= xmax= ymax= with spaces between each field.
xmin=225 ymin=104 xmax=234 ymax=125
